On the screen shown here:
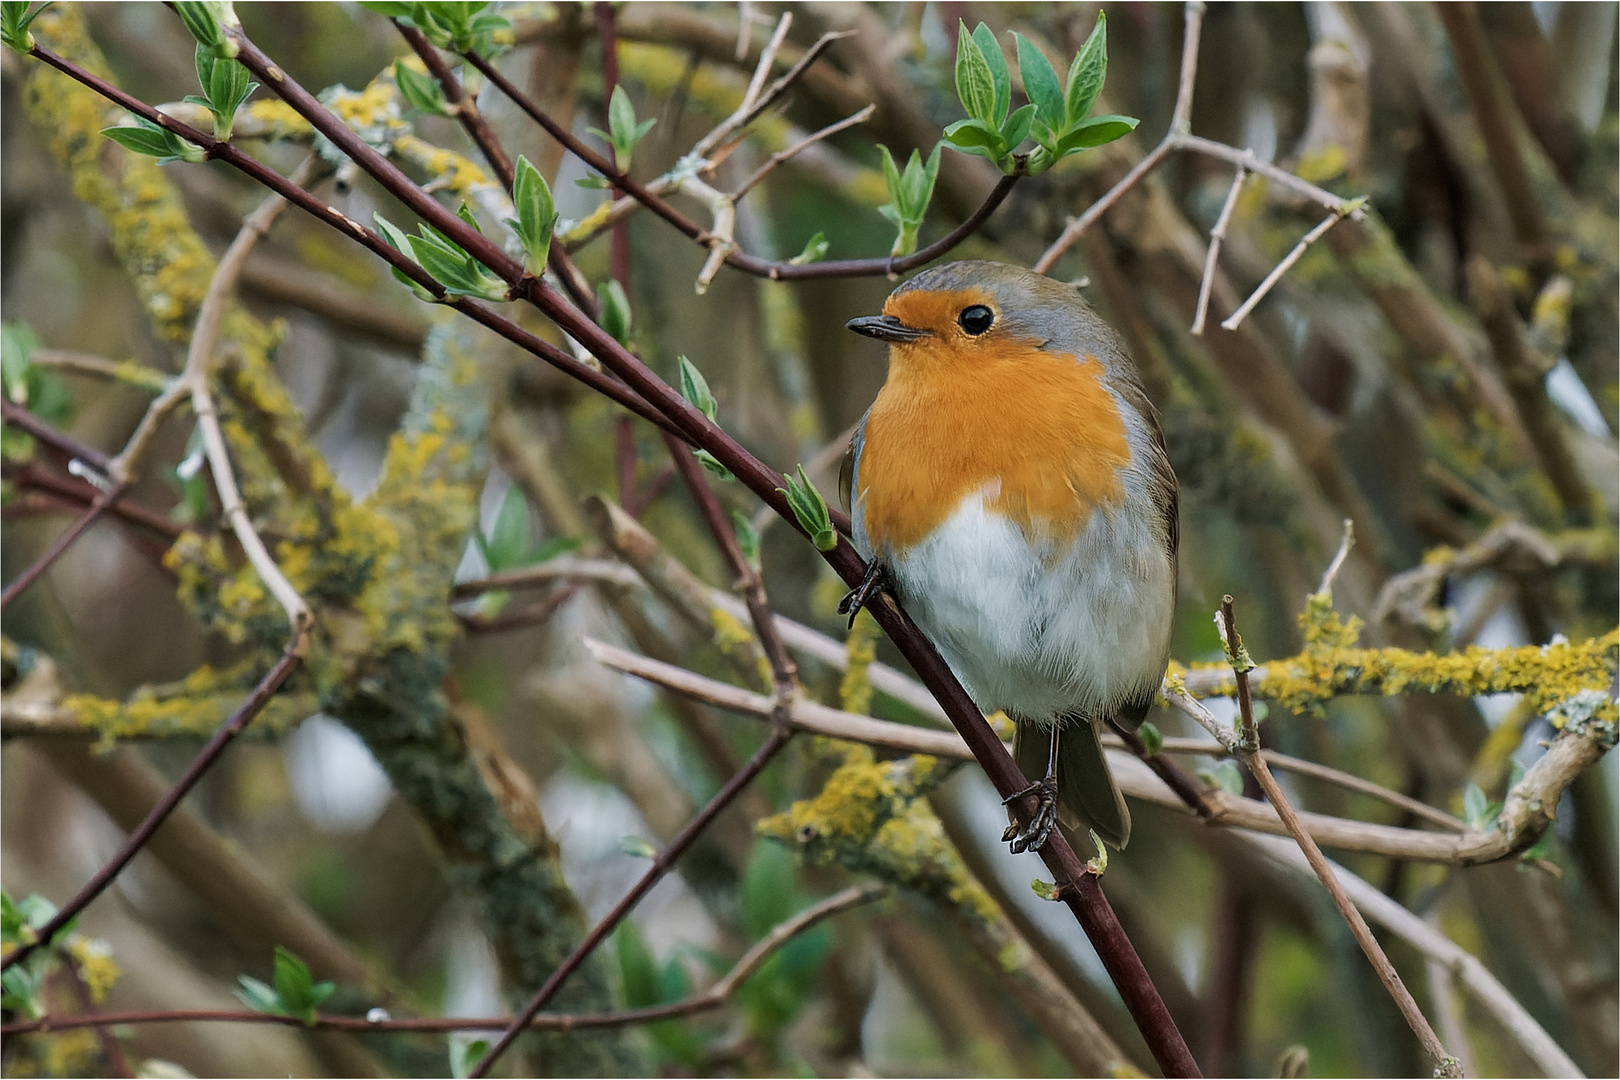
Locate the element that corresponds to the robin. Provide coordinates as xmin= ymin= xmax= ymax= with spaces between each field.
xmin=840 ymin=260 xmax=1178 ymax=854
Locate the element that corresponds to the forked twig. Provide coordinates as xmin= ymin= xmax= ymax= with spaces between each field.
xmin=1217 ymin=597 xmax=1462 ymax=1077
xmin=1192 ymin=166 xmax=1246 ymax=335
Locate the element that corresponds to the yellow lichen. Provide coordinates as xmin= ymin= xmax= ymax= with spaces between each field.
xmin=840 ymin=611 xmax=878 ymax=716
xmin=64 ymin=937 xmax=120 ymax=1003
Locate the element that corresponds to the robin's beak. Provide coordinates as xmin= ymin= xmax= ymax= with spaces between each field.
xmin=846 ymin=314 xmax=930 ymax=343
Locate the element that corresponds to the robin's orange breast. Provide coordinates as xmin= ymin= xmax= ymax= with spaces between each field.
xmin=856 ymin=341 xmax=1132 ymax=555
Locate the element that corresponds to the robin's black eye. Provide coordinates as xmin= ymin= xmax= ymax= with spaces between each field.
xmin=958 ymin=305 xmax=994 ymax=335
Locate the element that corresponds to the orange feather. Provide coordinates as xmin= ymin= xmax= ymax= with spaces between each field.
xmin=856 ymin=288 xmax=1132 ymax=555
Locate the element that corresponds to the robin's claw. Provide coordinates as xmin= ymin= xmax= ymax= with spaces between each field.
xmin=838 ymin=558 xmax=892 ymax=628
xmin=1002 ymin=777 xmax=1059 ymax=853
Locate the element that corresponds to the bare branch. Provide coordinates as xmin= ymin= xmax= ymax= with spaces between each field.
xmin=1191 ymin=166 xmax=1246 ymax=335
xmin=1218 ymin=599 xmax=1461 ymax=1077
xmin=1220 ymin=203 xmax=1357 ymax=331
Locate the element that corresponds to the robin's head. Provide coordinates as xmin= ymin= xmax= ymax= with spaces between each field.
xmin=846 ymin=260 xmax=1129 ymax=376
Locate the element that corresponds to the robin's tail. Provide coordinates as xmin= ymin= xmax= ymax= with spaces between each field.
xmin=1012 ymin=717 xmax=1131 ymax=850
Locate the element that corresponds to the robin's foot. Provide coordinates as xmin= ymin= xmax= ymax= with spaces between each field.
xmin=837 ymin=558 xmax=892 ymax=628
xmin=1001 ymin=777 xmax=1059 ymax=854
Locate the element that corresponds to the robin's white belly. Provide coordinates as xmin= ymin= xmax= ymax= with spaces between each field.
xmin=858 ymin=487 xmax=1175 ymax=724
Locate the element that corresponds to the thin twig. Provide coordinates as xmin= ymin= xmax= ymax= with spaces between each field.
xmin=1 ymin=397 xmax=113 ymax=475
xmin=1218 ymin=599 xmax=1461 ymax=1077
xmin=1034 ymin=3 xmax=1364 ymax=277
xmin=0 ymin=482 xmax=128 ymax=611
xmin=1318 ymin=518 xmax=1355 ymax=595
xmin=462 ymin=46 xmax=1025 ymax=281
xmin=396 ymin=23 xmax=513 ymax=187
xmin=1191 ymin=166 xmax=1245 ymax=335
xmin=733 ymin=104 xmax=874 ymax=199
xmin=470 ymin=723 xmax=794 ymax=1076
xmin=29 ymin=349 xmax=168 ymax=391
xmin=1219 ymin=205 xmax=1356 ymax=332
xmin=61 ymin=949 xmax=134 ymax=1078
xmin=1242 ymin=832 xmax=1583 ymax=1079
xmin=2 ymin=885 xmax=882 ymax=1037
xmin=0 ymin=646 xmax=303 ymax=974
xmin=664 ymin=434 xmax=799 ymax=697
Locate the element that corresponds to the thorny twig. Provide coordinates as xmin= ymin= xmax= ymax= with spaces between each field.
xmin=1217 ymin=598 xmax=1462 ymax=1077
xmin=1 ymin=885 xmax=884 ymax=1037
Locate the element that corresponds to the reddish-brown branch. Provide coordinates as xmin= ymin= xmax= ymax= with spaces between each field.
xmin=394 ymin=21 xmax=600 ymax=317
xmin=0 ymin=647 xmax=303 ymax=974
xmin=663 ymin=432 xmax=798 ymax=695
xmin=0 ymin=481 xmax=128 ymax=611
xmin=470 ymin=724 xmax=795 ymax=1076
xmin=2 ymin=459 xmax=188 ymax=539
xmin=397 ymin=24 xmax=514 ymax=187
xmin=61 ymin=953 xmax=134 ymax=1078
xmin=461 ymin=48 xmax=1025 ymax=281
xmin=1 ymin=397 xmax=114 ymax=475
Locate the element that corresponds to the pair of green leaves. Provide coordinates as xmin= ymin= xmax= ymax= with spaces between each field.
xmin=360 ymin=1 xmax=508 ymax=57
xmin=394 ymin=58 xmax=451 ymax=118
xmin=184 ymin=42 xmax=258 ymax=141
xmin=0 ymin=1 xmax=49 ymax=53
xmin=376 ymin=209 xmax=506 ymax=301
xmin=946 ymin=16 xmax=1137 ymax=176
xmin=1 ymin=892 xmax=78 ymax=1020
xmin=588 ymin=85 xmax=656 ymax=174
xmin=877 ymin=144 xmax=942 ymax=258
xmin=676 ymin=357 xmax=733 ymax=481
xmin=234 ymin=945 xmax=335 ymax=1026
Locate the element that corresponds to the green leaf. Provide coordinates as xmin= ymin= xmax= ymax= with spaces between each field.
xmin=101 ymin=118 xmax=205 ymax=165
xmin=575 ymin=174 xmax=612 ymax=189
xmin=508 ymin=154 xmax=556 ymax=275
xmin=272 ymin=945 xmax=335 ymax=1025
xmin=1 ymin=2 xmax=53 ymax=53
xmin=616 ymin=920 xmax=661 ymax=1007
xmin=2 ymin=965 xmax=44 ymax=1019
xmin=1030 ymin=878 xmax=1060 ymax=901
xmin=479 ymin=485 xmax=532 ymax=572
xmin=787 ymin=231 xmax=827 ymax=266
xmin=373 ymin=212 xmax=415 ymax=257
xmin=1138 ymin=721 xmax=1163 ymax=757
xmin=202 ymin=49 xmax=256 ymax=140
xmin=903 ymin=143 xmax=943 ymax=215
xmin=1050 ymin=114 xmax=1138 ymax=156
xmin=618 ymin=835 xmax=657 ymax=860
xmin=677 ymin=356 xmax=716 ymax=422
xmin=1015 ymin=32 xmax=1064 ymax=131
xmin=172 ymin=0 xmax=225 ymax=50
xmin=357 ymin=1 xmax=418 ymax=15
xmin=234 ymin=974 xmax=286 ymax=1015
xmin=596 ymin=84 xmax=655 ymax=171
xmin=0 ymin=892 xmax=21 ymax=945
xmin=448 ymin=1037 xmax=490 ymax=1079
xmin=695 ymin=449 xmax=733 ymax=481
xmin=971 ymin=22 xmax=1010 ymax=125
xmin=456 ymin=200 xmax=483 ymax=235
xmin=408 ymin=226 xmax=505 ymax=299
xmin=395 ymin=58 xmax=450 ymax=117
xmin=1064 ymin=11 xmax=1108 ymax=128
xmin=1463 ymin=783 xmax=1489 ymax=830
xmin=999 ymin=102 xmax=1037 ymax=154
xmin=522 ymin=535 xmax=580 ymax=566
xmin=597 ymin=280 xmax=632 ymax=344
xmin=730 ymin=509 xmax=760 ymax=568
xmin=1197 ymin=759 xmax=1245 ymax=797
xmin=941 ymin=117 xmax=1008 ymax=160
xmin=777 ymin=465 xmax=835 ymax=551
xmin=953 ymin=20 xmax=996 ymax=125
xmin=2 ymin=321 xmax=37 ymax=406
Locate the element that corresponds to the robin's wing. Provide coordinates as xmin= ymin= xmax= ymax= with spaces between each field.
xmin=839 ymin=412 xmax=869 ymax=517
xmin=1113 ymin=378 xmax=1179 ymax=558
